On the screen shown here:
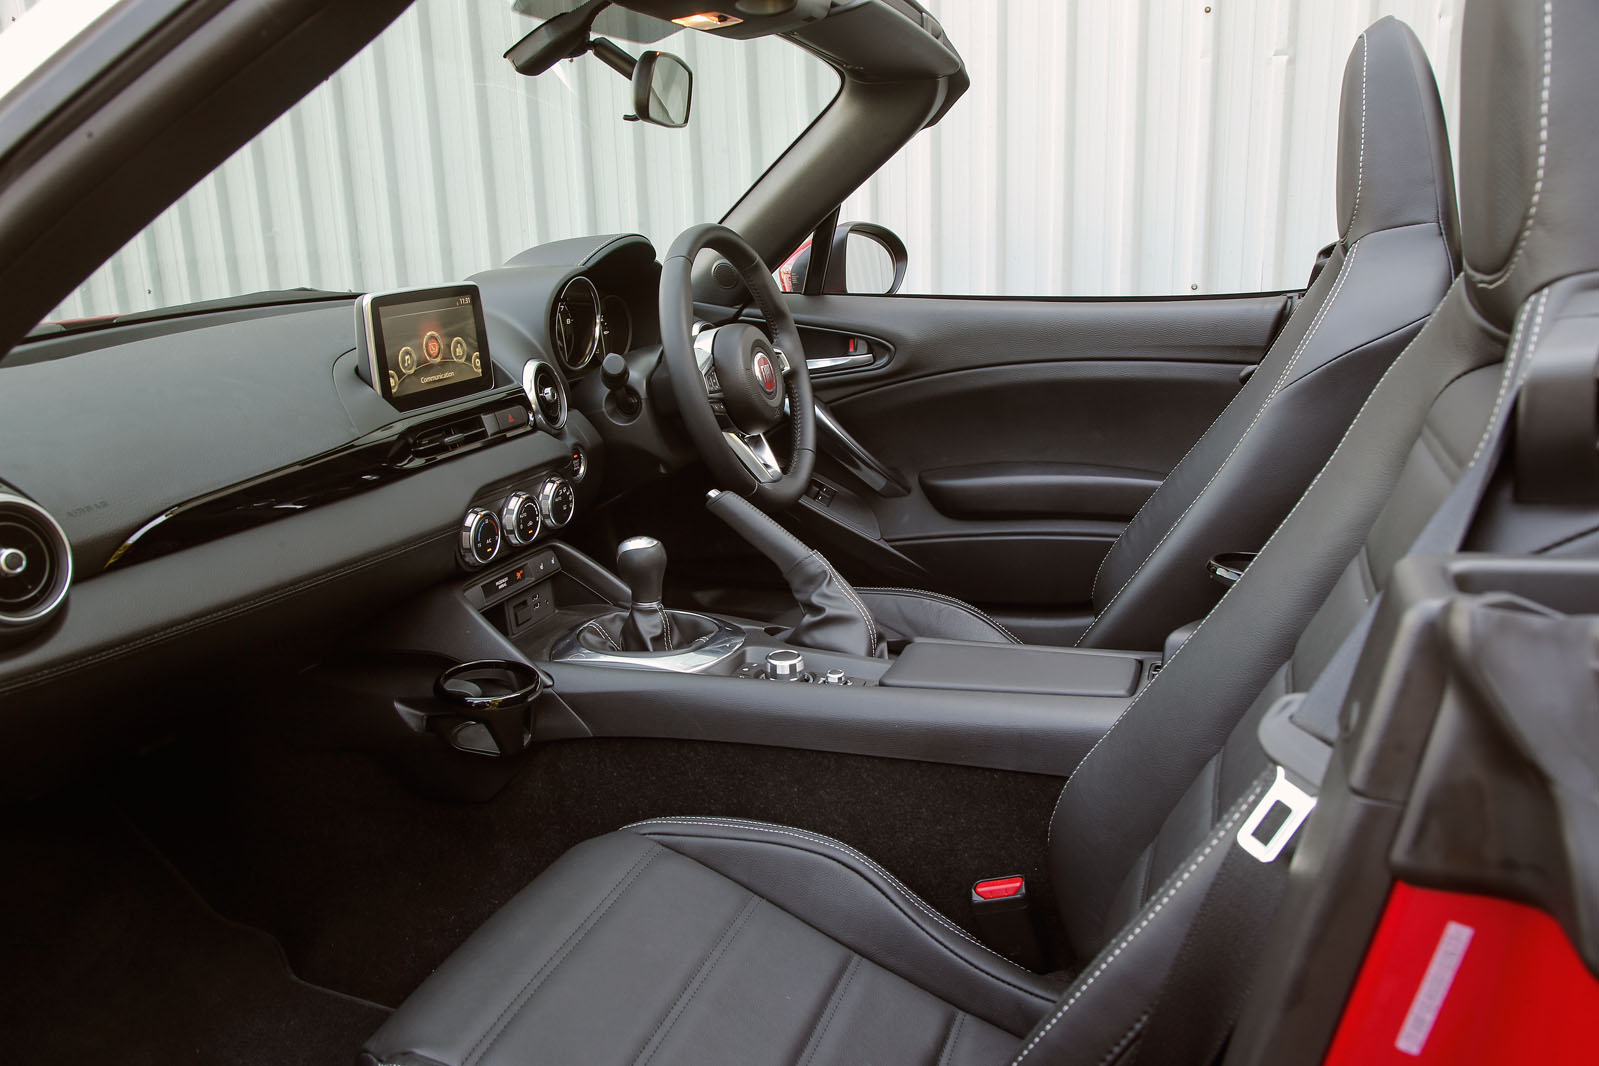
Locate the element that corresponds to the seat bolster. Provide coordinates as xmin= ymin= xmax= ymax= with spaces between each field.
xmin=627 ymin=817 xmax=1060 ymax=1036
xmin=1010 ymin=777 xmax=1266 ymax=1066
xmin=857 ymin=587 xmax=1020 ymax=646
xmin=361 ymin=831 xmax=665 ymax=1066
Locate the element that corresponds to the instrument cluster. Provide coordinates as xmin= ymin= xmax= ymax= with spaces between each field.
xmin=551 ymin=275 xmax=632 ymax=372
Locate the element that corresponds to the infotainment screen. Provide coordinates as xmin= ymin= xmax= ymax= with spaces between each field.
xmin=358 ymin=285 xmax=496 ymax=411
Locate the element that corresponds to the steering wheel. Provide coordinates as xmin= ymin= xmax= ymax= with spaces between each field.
xmin=660 ymin=224 xmax=815 ymax=509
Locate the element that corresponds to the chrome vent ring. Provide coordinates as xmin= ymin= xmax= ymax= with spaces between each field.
xmin=522 ymin=359 xmax=568 ymax=432
xmin=0 ymin=492 xmax=72 ymax=630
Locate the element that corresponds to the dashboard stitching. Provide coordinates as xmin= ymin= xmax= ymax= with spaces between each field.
xmin=0 ymin=529 xmax=453 ymax=696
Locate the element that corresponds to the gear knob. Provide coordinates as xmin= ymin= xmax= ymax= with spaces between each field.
xmin=616 ymin=536 xmax=666 ymax=607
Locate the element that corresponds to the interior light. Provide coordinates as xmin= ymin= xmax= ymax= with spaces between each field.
xmin=671 ymin=12 xmax=744 ymax=30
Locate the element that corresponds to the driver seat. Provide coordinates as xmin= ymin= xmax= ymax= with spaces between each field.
xmin=858 ymin=15 xmax=1460 ymax=652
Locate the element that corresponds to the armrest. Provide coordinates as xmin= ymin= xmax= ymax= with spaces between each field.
xmin=879 ymin=638 xmax=1154 ymax=697
xmin=920 ymin=462 xmax=1162 ymax=519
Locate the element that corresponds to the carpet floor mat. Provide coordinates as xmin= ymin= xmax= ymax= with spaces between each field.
xmin=0 ymin=802 xmax=388 ymax=1066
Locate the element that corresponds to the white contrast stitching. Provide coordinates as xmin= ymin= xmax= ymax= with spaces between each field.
xmin=1468 ymin=0 xmax=1553 ymax=290
xmin=817 ymin=552 xmax=879 ymax=655
xmin=581 ymin=620 xmax=622 ymax=651
xmin=1077 ymin=239 xmax=1365 ymax=647
xmin=1012 ymin=778 xmax=1267 ymax=1065
xmin=1050 ymin=284 xmax=1453 ymax=847
xmin=1343 ymin=34 xmax=1369 ymax=239
xmin=859 ymin=586 xmax=1022 ymax=644
xmin=1053 ymin=287 xmax=1539 ymax=853
xmin=624 ymin=816 xmax=1040 ymax=979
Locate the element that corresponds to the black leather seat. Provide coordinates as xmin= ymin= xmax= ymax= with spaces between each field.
xmin=365 ymin=3 xmax=1599 ymax=1063
xmin=859 ymin=16 xmax=1460 ymax=653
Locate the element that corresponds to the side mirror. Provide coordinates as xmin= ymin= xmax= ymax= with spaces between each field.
xmin=825 ymin=222 xmax=908 ymax=295
xmin=632 ymin=52 xmax=693 ymax=129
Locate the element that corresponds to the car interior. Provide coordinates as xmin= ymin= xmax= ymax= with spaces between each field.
xmin=2 ymin=0 xmax=1598 ymax=1064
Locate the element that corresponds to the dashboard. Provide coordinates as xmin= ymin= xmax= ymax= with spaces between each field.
xmin=0 ymin=232 xmax=670 ymax=726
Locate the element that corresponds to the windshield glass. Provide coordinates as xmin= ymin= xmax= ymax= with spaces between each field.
xmin=40 ymin=0 xmax=839 ymax=322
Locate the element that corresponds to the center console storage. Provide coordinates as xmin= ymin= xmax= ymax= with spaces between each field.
xmin=879 ymin=639 xmax=1156 ymax=697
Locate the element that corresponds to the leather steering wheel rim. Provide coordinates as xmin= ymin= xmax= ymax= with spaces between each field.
xmin=660 ymin=223 xmax=815 ymax=509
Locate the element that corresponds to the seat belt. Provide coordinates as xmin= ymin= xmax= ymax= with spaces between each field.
xmin=1130 ymin=294 xmax=1567 ymax=1066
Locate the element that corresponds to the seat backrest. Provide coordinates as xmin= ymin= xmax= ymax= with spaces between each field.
xmin=1079 ymin=17 xmax=1460 ymax=651
xmin=1021 ymin=1 xmax=1599 ymax=1060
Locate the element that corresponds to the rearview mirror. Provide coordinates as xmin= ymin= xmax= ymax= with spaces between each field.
xmin=633 ymin=52 xmax=693 ymax=128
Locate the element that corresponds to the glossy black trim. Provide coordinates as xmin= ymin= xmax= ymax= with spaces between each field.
xmin=103 ymin=386 xmax=545 ymax=571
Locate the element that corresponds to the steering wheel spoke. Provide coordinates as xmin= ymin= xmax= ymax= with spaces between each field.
xmin=722 ymin=429 xmax=782 ymax=483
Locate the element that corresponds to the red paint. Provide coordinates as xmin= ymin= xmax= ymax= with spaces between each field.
xmin=1324 ymin=883 xmax=1599 ymax=1065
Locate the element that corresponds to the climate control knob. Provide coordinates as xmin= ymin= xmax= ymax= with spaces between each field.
xmin=459 ymin=508 xmax=502 ymax=567
xmin=539 ymin=475 xmax=576 ymax=528
xmin=501 ymin=491 xmax=542 ymax=547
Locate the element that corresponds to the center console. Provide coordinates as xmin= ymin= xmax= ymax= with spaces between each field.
xmin=307 ymin=526 xmax=1156 ymax=803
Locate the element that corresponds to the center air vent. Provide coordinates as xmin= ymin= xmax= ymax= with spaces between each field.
xmin=0 ymin=493 xmax=72 ymax=631
xmin=522 ymin=359 xmax=568 ymax=432
xmin=409 ymin=416 xmax=491 ymax=460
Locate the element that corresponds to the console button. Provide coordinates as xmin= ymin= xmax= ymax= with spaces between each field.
xmin=765 ymin=649 xmax=806 ymax=681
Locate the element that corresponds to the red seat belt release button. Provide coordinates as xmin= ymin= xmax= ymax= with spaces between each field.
xmin=973 ymin=876 xmax=1026 ymax=900
xmin=970 ymin=875 xmax=1043 ymax=970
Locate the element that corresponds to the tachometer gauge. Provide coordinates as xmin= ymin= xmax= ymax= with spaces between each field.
xmin=600 ymin=294 xmax=631 ymax=355
xmin=552 ymin=276 xmax=600 ymax=371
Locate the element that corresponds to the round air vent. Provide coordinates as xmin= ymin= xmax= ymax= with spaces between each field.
xmin=522 ymin=359 xmax=568 ymax=432
xmin=0 ymin=492 xmax=72 ymax=631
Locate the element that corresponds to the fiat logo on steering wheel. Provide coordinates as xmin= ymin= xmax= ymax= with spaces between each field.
xmin=753 ymin=350 xmax=778 ymax=395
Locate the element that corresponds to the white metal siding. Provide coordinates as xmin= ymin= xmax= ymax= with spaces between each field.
xmin=3 ymin=0 xmax=1464 ymax=318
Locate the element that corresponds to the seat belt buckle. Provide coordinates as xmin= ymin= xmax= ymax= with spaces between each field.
xmin=1237 ymin=765 xmax=1319 ymax=863
xmin=1236 ymin=690 xmax=1339 ymax=864
xmin=970 ymin=875 xmax=1045 ymax=971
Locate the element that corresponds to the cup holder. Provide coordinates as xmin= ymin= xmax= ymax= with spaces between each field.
xmin=432 ymin=659 xmax=547 ymax=757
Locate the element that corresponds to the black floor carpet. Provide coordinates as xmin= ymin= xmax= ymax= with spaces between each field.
xmin=0 ymin=802 xmax=388 ymax=1066
xmin=121 ymin=731 xmax=1069 ymax=1008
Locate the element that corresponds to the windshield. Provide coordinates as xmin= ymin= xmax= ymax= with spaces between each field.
xmin=38 ymin=0 xmax=839 ymax=323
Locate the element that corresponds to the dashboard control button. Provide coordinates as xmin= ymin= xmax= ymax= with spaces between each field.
xmin=568 ymin=443 xmax=587 ymax=482
xmin=494 ymin=406 xmax=527 ymax=431
xmin=539 ymin=475 xmax=576 ymax=528
xmin=765 ymin=649 xmax=806 ymax=681
xmin=501 ymin=491 xmax=542 ymax=546
xmin=460 ymin=508 xmax=502 ymax=567
xmin=821 ymin=668 xmax=848 ymax=685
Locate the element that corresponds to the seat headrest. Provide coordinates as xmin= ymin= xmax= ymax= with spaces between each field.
xmin=1337 ymin=16 xmax=1460 ymax=267
xmin=1460 ymin=0 xmax=1599 ymax=329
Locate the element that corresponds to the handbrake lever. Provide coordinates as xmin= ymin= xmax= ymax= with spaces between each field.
xmin=706 ymin=489 xmax=884 ymax=658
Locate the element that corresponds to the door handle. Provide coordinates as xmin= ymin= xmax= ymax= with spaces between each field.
xmin=806 ymin=353 xmax=873 ymax=373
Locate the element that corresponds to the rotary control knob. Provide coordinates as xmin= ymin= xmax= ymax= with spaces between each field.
xmin=459 ymin=508 xmax=502 ymax=567
xmin=501 ymin=491 xmax=542 ymax=547
xmin=539 ymin=475 xmax=576 ymax=528
xmin=764 ymin=649 xmax=806 ymax=681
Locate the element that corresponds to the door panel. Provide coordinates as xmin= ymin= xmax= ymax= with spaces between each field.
xmin=772 ymin=292 xmax=1293 ymax=637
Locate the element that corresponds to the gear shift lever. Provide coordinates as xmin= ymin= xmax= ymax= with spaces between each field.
xmin=617 ymin=536 xmax=671 ymax=651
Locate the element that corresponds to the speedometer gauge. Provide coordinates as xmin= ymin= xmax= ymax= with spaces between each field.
xmin=552 ymin=276 xmax=600 ymax=371
xmin=600 ymin=294 xmax=631 ymax=355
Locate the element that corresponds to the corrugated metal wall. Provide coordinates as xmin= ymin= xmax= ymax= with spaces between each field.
xmin=4 ymin=0 xmax=1463 ymax=318
xmin=847 ymin=0 xmax=1463 ymax=296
